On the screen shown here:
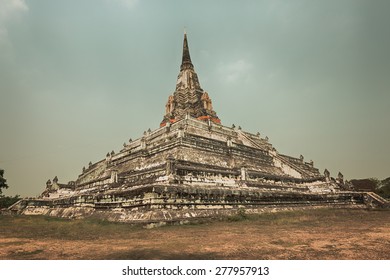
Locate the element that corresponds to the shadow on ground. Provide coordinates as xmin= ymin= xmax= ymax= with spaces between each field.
xmin=104 ymin=249 xmax=220 ymax=260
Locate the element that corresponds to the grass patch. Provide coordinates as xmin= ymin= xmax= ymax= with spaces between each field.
xmin=1 ymin=208 xmax=389 ymax=239
xmin=0 ymin=215 xmax=144 ymax=240
xmin=227 ymin=208 xmax=249 ymax=222
xmin=8 ymin=249 xmax=45 ymax=259
xmin=1 ymin=208 xmax=389 ymax=260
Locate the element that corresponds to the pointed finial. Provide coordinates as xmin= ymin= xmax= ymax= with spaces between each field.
xmin=181 ymin=30 xmax=194 ymax=71
xmin=184 ymin=27 xmax=187 ymax=35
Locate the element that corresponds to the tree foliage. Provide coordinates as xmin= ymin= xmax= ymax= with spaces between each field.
xmin=350 ymin=177 xmax=390 ymax=199
xmin=0 ymin=169 xmax=9 ymax=195
xmin=377 ymin=177 xmax=390 ymax=199
xmin=0 ymin=195 xmax=20 ymax=208
xmin=0 ymin=169 xmax=21 ymax=208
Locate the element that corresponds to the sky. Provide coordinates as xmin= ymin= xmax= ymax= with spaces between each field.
xmin=1 ymin=0 xmax=389 ymax=197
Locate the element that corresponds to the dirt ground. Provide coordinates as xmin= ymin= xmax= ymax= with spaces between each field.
xmin=0 ymin=208 xmax=389 ymax=260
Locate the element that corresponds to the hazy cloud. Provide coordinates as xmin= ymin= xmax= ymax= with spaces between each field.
xmin=0 ymin=0 xmax=28 ymax=43
xmin=116 ymin=0 xmax=139 ymax=10
xmin=0 ymin=0 xmax=28 ymax=22
xmin=219 ymin=59 xmax=253 ymax=84
xmin=0 ymin=26 xmax=7 ymax=41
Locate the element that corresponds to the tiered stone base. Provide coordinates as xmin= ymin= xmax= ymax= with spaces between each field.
xmin=10 ymin=184 xmax=376 ymax=224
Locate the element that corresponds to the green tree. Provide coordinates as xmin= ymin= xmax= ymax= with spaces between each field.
xmin=0 ymin=169 xmax=9 ymax=195
xmin=376 ymin=177 xmax=390 ymax=199
xmin=0 ymin=169 xmax=21 ymax=208
xmin=0 ymin=195 xmax=20 ymax=208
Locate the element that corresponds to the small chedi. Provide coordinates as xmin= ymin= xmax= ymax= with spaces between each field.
xmin=10 ymin=33 xmax=388 ymax=222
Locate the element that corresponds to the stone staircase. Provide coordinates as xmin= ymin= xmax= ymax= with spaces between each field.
xmin=237 ymin=130 xmax=314 ymax=178
xmin=364 ymin=192 xmax=390 ymax=208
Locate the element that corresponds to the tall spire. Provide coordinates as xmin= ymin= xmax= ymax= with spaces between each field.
xmin=180 ymin=31 xmax=194 ymax=71
xmin=160 ymin=31 xmax=221 ymax=127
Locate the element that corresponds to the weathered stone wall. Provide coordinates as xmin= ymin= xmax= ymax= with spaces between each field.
xmin=13 ymin=186 xmax=371 ymax=223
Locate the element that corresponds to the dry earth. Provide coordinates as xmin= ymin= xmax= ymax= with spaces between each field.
xmin=0 ymin=208 xmax=389 ymax=260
